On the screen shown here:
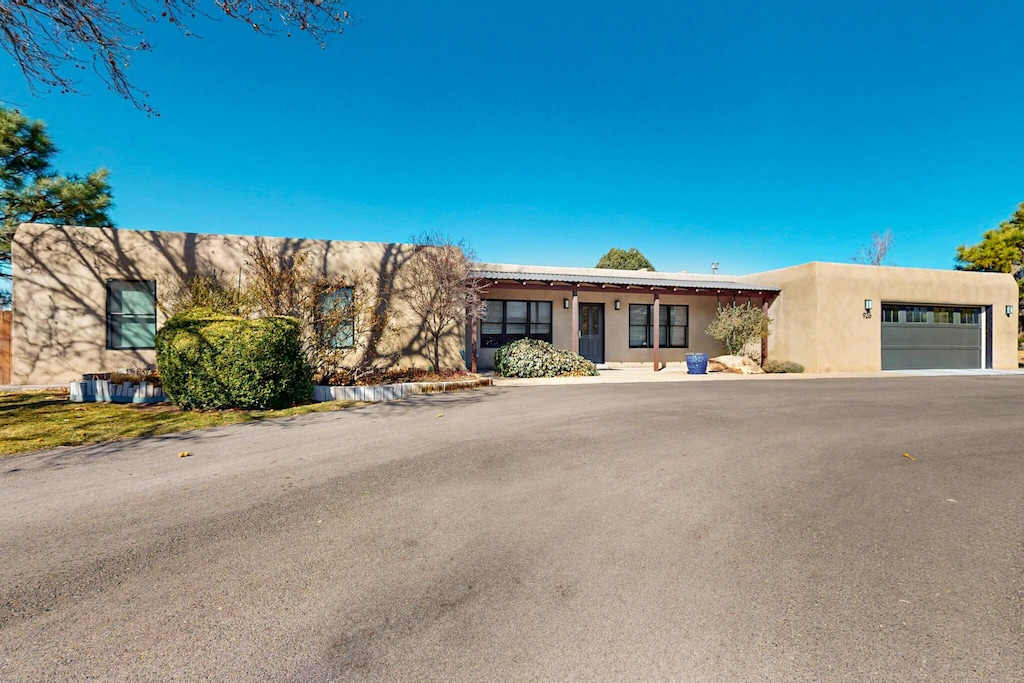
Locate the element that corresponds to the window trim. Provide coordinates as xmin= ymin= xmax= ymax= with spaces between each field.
xmin=628 ymin=303 xmax=689 ymax=349
xmin=480 ymin=299 xmax=554 ymax=348
xmin=106 ymin=279 xmax=158 ymax=350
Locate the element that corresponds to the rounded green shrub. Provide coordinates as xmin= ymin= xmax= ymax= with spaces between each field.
xmin=762 ymin=359 xmax=805 ymax=374
xmin=493 ymin=338 xmax=599 ymax=378
xmin=156 ymin=307 xmax=313 ymax=410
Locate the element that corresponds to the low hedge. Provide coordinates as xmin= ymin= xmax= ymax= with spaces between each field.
xmin=155 ymin=308 xmax=313 ymax=410
xmin=762 ymin=359 xmax=805 ymax=374
xmin=493 ymin=339 xmax=599 ymax=378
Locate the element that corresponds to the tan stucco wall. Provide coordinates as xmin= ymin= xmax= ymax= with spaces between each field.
xmin=474 ymin=286 xmax=729 ymax=369
xmin=742 ymin=262 xmax=1019 ymax=372
xmin=11 ymin=223 xmax=465 ymax=384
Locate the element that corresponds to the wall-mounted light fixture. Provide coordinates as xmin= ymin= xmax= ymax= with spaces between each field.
xmin=1006 ymin=304 xmax=1014 ymax=317
xmin=614 ymin=300 xmax=621 ymax=310
xmin=863 ymin=299 xmax=873 ymax=319
xmin=563 ymin=298 xmax=570 ymax=309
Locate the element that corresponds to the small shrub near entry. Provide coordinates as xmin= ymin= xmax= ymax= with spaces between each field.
xmin=762 ymin=360 xmax=805 ymax=374
xmin=493 ymin=339 xmax=599 ymax=378
xmin=706 ymin=303 xmax=772 ymax=356
xmin=156 ymin=308 xmax=313 ymax=410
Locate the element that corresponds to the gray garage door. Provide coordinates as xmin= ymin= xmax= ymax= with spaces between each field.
xmin=881 ymin=304 xmax=982 ymax=370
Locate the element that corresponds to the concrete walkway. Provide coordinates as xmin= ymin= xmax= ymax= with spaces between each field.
xmin=489 ymin=363 xmax=1024 ymax=386
xmin=4 ymin=366 xmax=1023 ymax=393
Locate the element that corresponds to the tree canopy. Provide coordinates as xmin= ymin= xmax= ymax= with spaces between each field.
xmin=1 ymin=107 xmax=114 ymax=304
xmin=595 ymin=247 xmax=655 ymax=271
xmin=955 ymin=202 xmax=1024 ymax=298
xmin=0 ymin=0 xmax=354 ymax=114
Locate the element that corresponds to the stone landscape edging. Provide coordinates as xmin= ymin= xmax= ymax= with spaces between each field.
xmin=70 ymin=379 xmax=167 ymax=404
xmin=68 ymin=377 xmax=492 ymax=405
xmin=313 ymin=378 xmax=492 ymax=403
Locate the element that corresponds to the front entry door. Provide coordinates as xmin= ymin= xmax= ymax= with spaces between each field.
xmin=579 ymin=303 xmax=605 ymax=364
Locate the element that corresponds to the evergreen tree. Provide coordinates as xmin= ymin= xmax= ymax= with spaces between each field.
xmin=955 ymin=202 xmax=1024 ymax=299
xmin=1 ymin=107 xmax=114 ymax=306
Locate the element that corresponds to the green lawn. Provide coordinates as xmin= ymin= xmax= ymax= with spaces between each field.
xmin=0 ymin=391 xmax=357 ymax=457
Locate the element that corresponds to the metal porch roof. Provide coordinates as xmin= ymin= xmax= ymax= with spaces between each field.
xmin=471 ymin=265 xmax=781 ymax=293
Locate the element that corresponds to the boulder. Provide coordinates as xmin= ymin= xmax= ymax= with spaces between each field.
xmin=708 ymin=355 xmax=765 ymax=374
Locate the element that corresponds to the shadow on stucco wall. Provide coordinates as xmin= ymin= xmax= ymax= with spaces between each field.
xmin=11 ymin=224 xmax=464 ymax=384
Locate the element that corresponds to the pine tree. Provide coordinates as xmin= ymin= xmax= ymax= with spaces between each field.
xmin=1 ymin=107 xmax=114 ymax=306
xmin=955 ymin=203 xmax=1024 ymax=299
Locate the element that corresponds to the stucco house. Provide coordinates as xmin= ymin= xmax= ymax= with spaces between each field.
xmin=6 ymin=223 xmax=1018 ymax=384
xmin=8 ymin=223 xmax=464 ymax=385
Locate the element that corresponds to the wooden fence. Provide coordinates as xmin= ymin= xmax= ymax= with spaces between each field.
xmin=0 ymin=310 xmax=11 ymax=385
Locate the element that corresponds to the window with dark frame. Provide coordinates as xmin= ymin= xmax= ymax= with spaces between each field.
xmin=480 ymin=300 xmax=553 ymax=347
xmin=317 ymin=287 xmax=355 ymax=349
xmin=106 ymin=280 xmax=157 ymax=350
xmin=628 ymin=304 xmax=688 ymax=348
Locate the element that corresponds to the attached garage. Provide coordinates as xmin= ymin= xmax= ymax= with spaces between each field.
xmin=743 ymin=262 xmax=1017 ymax=373
xmin=880 ymin=304 xmax=986 ymax=370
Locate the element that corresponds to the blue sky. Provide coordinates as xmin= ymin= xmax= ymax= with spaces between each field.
xmin=2 ymin=0 xmax=1022 ymax=275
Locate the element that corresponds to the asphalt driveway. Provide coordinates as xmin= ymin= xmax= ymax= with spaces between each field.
xmin=1 ymin=377 xmax=1022 ymax=681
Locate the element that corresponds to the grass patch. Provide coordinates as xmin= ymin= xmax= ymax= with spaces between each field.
xmin=0 ymin=390 xmax=357 ymax=457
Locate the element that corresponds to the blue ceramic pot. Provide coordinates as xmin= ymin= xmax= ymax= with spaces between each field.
xmin=686 ymin=352 xmax=709 ymax=375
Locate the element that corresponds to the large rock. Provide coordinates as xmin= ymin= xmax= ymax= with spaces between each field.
xmin=708 ymin=355 xmax=765 ymax=374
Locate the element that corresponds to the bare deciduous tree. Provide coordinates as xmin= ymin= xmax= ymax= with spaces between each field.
xmin=245 ymin=238 xmax=310 ymax=318
xmin=403 ymin=232 xmax=487 ymax=372
xmin=0 ymin=0 xmax=353 ymax=114
xmin=304 ymin=272 xmax=404 ymax=384
xmin=852 ymin=228 xmax=894 ymax=266
xmin=244 ymin=238 xmax=402 ymax=384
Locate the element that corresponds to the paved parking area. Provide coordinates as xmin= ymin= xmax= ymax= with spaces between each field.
xmin=1 ymin=376 xmax=1022 ymax=681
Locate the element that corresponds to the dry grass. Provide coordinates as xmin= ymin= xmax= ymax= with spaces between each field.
xmin=0 ymin=390 xmax=357 ymax=457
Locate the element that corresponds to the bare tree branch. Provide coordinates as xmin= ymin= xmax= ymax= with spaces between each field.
xmin=852 ymin=228 xmax=894 ymax=266
xmin=0 ymin=0 xmax=353 ymax=115
xmin=403 ymin=232 xmax=487 ymax=372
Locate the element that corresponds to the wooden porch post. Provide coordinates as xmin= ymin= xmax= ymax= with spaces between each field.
xmin=760 ymin=297 xmax=769 ymax=365
xmin=470 ymin=315 xmax=478 ymax=373
xmin=653 ymin=292 xmax=661 ymax=372
xmin=571 ymin=289 xmax=580 ymax=355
